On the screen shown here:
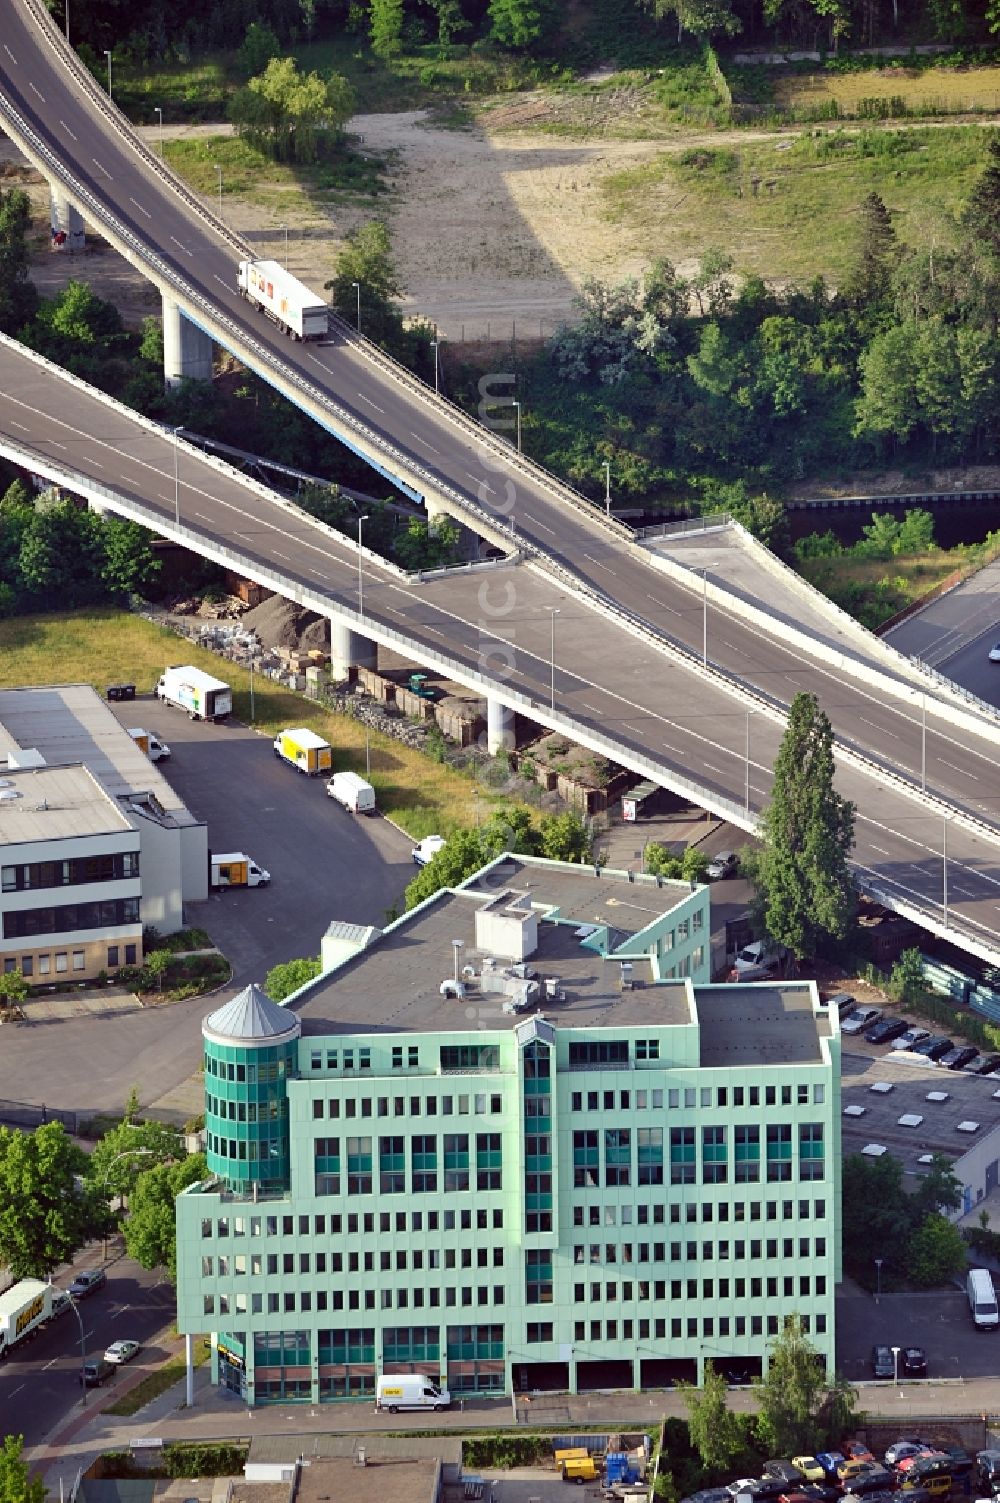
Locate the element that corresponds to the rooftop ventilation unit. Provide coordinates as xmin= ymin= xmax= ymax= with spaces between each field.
xmin=475 ymin=893 xmax=538 ymax=961
xmin=843 ymin=1105 xmax=866 ymax=1117
xmin=869 ymin=1081 xmax=894 ymax=1094
xmin=898 ymin=1113 xmax=924 ymax=1128
xmin=862 ymin=1143 xmax=887 ymax=1156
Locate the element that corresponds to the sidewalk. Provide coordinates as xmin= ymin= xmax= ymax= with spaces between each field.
xmin=33 ymin=1361 xmax=1000 ymax=1498
xmin=8 ymin=984 xmax=142 ymax=1025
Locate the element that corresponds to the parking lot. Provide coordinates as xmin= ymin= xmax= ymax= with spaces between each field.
xmin=112 ymin=698 xmax=414 ymax=987
xmin=837 ymin=1283 xmax=1000 ymax=1384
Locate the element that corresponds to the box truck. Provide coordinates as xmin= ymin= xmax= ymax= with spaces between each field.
xmin=274 ymin=728 xmax=333 ymax=777
xmin=128 ymin=727 xmax=171 ymax=762
xmin=237 ymin=260 xmax=329 ymax=341
xmin=968 ymin=1268 xmax=999 ymax=1329
xmin=156 ymin=666 xmax=232 ymax=722
xmin=327 ymin=771 xmax=376 ymax=815
xmin=0 ymin=1279 xmax=53 ymax=1359
xmin=375 ymin=1373 xmax=450 ymax=1412
xmin=210 ymin=852 xmax=270 ymax=889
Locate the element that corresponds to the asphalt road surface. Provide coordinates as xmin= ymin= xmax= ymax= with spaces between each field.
xmin=0 ymin=1252 xmax=176 ymax=1451
xmin=837 ymin=1284 xmax=1000 ymax=1385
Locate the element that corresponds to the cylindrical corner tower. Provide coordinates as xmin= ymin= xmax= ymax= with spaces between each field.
xmin=202 ymin=983 xmax=301 ymax=1192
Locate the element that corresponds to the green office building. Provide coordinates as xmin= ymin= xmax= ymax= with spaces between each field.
xmin=176 ymin=855 xmax=840 ymax=1406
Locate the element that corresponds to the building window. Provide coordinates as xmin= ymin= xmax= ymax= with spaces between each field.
xmin=379 ymin=1136 xmax=405 ymax=1194
xmin=525 ymin=1249 xmax=552 ymax=1305
xmin=605 ymin=1128 xmax=631 ymax=1186
xmin=799 ymin=1122 xmax=825 ymax=1180
xmin=702 ymin=1125 xmax=727 ymax=1184
xmin=55 ymin=953 xmax=68 ymax=973
xmin=346 ymin=1136 xmax=372 ymax=1195
xmin=72 ymin=951 xmax=85 ymax=972
xmin=106 ymin=946 xmax=119 ymax=968
xmin=526 ymin=1322 xmax=553 ymax=1343
xmin=476 ymin=1132 xmax=502 ymax=1191
xmin=412 ymin=1134 xmax=438 ymax=1193
xmin=638 ymin=1127 xmax=663 ymax=1185
xmin=3 ymin=896 xmax=140 ymax=940
xmin=573 ymin=1130 xmax=599 ymax=1188
xmin=440 ymin=1044 xmax=500 ymax=1072
xmin=735 ymin=1125 xmax=760 ymax=1182
xmin=568 ymin=1040 xmax=628 ymax=1067
xmin=634 ymin=1039 xmax=660 ymax=1061
xmin=125 ymin=944 xmax=137 ymax=965
xmin=444 ymin=1133 xmax=470 ymax=1192
xmin=670 ymin=1127 xmax=695 ymax=1185
xmin=767 ymin=1124 xmax=793 ymax=1182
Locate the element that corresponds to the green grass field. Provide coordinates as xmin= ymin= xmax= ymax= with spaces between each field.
xmin=161 ymin=135 xmax=391 ymax=222
xmin=0 ymin=610 xmax=509 ymax=839
xmin=601 ymin=125 xmax=990 ymax=283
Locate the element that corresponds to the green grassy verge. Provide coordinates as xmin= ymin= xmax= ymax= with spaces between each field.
xmin=162 ymin=135 xmax=392 ymax=222
xmin=103 ymin=1337 xmax=210 ymax=1417
xmin=0 ymin=609 xmax=515 ymax=839
xmin=601 ymin=125 xmax=989 ymax=284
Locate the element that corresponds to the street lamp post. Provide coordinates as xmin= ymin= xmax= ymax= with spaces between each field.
xmin=65 ymin=1294 xmax=87 ymax=1407
xmin=874 ymin=1258 xmax=883 ymax=1305
xmin=921 ymin=690 xmax=927 ymax=792
xmin=702 ymin=570 xmax=709 ymax=667
xmin=214 ymin=163 xmax=223 ymax=221
xmin=512 ymin=400 xmax=522 ymax=453
xmin=745 ymin=709 xmax=754 ymax=815
xmin=357 ymin=513 xmax=369 ymax=620
xmin=891 ymin=1344 xmax=901 ymax=1387
xmin=64 ymin=0 xmax=70 ymax=43
xmin=154 ymin=107 xmax=163 ymax=156
xmin=105 ymin=50 xmax=112 ymax=97
xmin=431 ymin=338 xmax=444 ymax=395
xmin=172 ymin=425 xmax=181 ymax=528
xmin=602 ymin=460 xmax=611 ymax=518
xmin=943 ymin=816 xmax=949 ymax=926
xmin=99 ymin=1147 xmax=154 ymax=1259
xmin=547 ymin=607 xmax=560 ymax=711
xmin=249 ymin=650 xmax=255 ymax=725
xmin=352 ymin=281 xmax=361 ymax=332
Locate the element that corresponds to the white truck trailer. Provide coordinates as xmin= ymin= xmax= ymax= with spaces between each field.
xmin=0 ymin=1279 xmax=53 ymax=1359
xmin=156 ymin=666 xmax=232 ymax=722
xmin=237 ymin=260 xmax=329 ymax=341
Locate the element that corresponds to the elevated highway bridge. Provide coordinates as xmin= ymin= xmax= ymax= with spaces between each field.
xmin=1 ymin=0 xmax=1000 ymax=964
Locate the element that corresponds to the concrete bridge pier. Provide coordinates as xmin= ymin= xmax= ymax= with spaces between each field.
xmin=330 ymin=620 xmax=377 ymax=680
xmin=49 ymin=187 xmax=85 ymax=252
xmin=487 ymin=697 xmax=514 ymax=756
xmin=425 ymin=493 xmax=480 ymax=563
xmin=162 ymin=295 xmax=214 ymax=386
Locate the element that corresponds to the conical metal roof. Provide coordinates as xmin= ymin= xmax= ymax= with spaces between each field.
xmin=203 ymin=983 xmax=301 ymax=1045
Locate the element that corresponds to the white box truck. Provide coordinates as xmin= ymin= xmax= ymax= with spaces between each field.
xmin=0 ymin=1279 xmax=53 ymax=1359
xmin=327 ymin=771 xmax=376 ymax=815
xmin=211 ymin=852 xmax=270 ymax=889
xmin=375 ymin=1373 xmax=451 ymax=1412
xmin=274 ymin=728 xmax=333 ymax=777
xmin=237 ymin=260 xmax=329 ymax=341
xmin=128 ymin=727 xmax=171 ymax=762
xmin=967 ymin=1268 xmax=999 ymax=1329
xmin=157 ymin=666 xmax=232 ymax=722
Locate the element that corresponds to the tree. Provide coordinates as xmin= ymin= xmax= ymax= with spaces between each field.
xmin=264 ymin=955 xmax=322 ymax=1001
xmin=124 ymin=1153 xmax=206 ymax=1280
xmin=392 ymin=515 xmax=461 ymax=572
xmin=101 ymin=515 xmax=161 ymax=599
xmin=404 ymin=808 xmax=543 ymax=910
xmin=0 ymin=186 xmax=38 ymax=335
xmin=960 ymin=135 xmax=1000 ymax=333
xmin=87 ymin=1117 xmax=183 ymax=1204
xmin=639 ymin=0 xmax=740 ymax=39
xmin=0 ymin=1123 xmax=89 ymax=1277
xmin=906 ymin=1212 xmax=967 ymax=1288
xmin=911 ymin=1151 xmax=963 ymax=1222
xmin=0 ymin=968 xmax=28 ymax=1005
xmin=231 ymin=57 xmax=355 ymax=165
xmin=755 ymin=692 xmax=856 ymax=964
xmin=754 ymin=1316 xmax=826 ymax=1457
xmin=888 ymin=946 xmax=925 ymax=1003
xmin=370 ymin=0 xmax=404 ymax=56
xmin=854 ymin=323 xmax=919 ymax=449
xmin=841 ymin=1151 xmax=909 ymax=1286
xmin=0 ymin=1434 xmax=46 ymax=1503
xmin=845 ymin=192 xmax=897 ymax=311
xmin=237 ymin=20 xmax=280 ymax=77
xmin=683 ymin=1361 xmax=745 ymax=1473
xmin=538 ymin=811 xmax=592 ymax=864
xmin=325 ymin=219 xmax=402 ymax=343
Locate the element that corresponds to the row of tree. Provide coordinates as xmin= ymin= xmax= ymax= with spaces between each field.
xmin=523 ymin=137 xmax=1000 ymax=507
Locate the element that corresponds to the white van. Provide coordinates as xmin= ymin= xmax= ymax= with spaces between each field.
xmin=967 ymin=1268 xmax=999 ymax=1329
xmin=327 ymin=771 xmax=376 ymax=815
xmin=375 ymin=1373 xmax=451 ymax=1412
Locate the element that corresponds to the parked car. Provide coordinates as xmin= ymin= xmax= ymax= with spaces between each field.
xmin=841 ymin=1008 xmax=883 ymax=1035
xmin=104 ymin=1339 xmax=141 ymax=1365
xmin=885 ymin=1442 xmax=934 ymax=1469
xmin=975 ymin=1451 xmax=1000 ymax=1489
xmin=814 ymin=1456 xmax=845 ymax=1484
xmin=912 ymin=1034 xmax=953 ymax=1060
xmin=790 ymin=1486 xmax=839 ymax=1503
xmin=866 ymin=1017 xmax=911 ymax=1045
xmin=844 ymin=1475 xmax=896 ymax=1499
xmin=79 ymin=1358 xmax=114 ymax=1387
xmin=706 ymin=850 xmax=738 ymax=880
xmin=764 ymin=1464 xmax=806 ymax=1486
xmin=791 ymin=1461 xmax=827 ymax=1484
xmin=68 ymin=1269 xmax=106 ymax=1299
xmin=734 ymin=939 xmax=788 ymax=980
xmin=843 ymin=1445 xmax=876 ymax=1465
xmin=989 ymin=643 xmax=1000 ymax=663
xmin=892 ymin=1027 xmax=931 ymax=1052
xmin=871 ymin=1344 xmax=896 ymax=1378
xmin=946 ymin=1046 xmax=980 ymax=1070
xmin=825 ymin=991 xmax=856 ymax=1017
xmin=898 ymin=1454 xmax=948 ymax=1477
xmin=900 ymin=1346 xmax=928 ymax=1378
xmin=974 ymin=1054 xmax=1000 ymax=1075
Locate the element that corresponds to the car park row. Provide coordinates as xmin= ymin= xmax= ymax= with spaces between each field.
xmin=683 ymin=1441 xmax=994 ymax=1503
xmin=835 ymin=995 xmax=999 ymax=1073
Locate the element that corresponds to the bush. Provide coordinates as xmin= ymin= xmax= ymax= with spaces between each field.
xmin=463 ymin=1435 xmax=551 ymax=1469
xmin=162 ymin=1445 xmax=248 ymax=1478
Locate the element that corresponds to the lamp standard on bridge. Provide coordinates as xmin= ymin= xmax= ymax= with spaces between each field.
xmin=431 ymin=338 xmax=444 ymax=395
xmin=547 ymin=607 xmax=560 ymax=712
xmin=64 ymin=0 xmax=70 ymax=43
xmin=701 ymin=569 xmax=709 ymax=667
xmin=172 ymin=425 xmax=181 ymax=528
xmin=214 ymin=164 xmax=223 ymax=222
xmin=745 ymin=709 xmax=754 ymax=815
xmin=602 ymin=460 xmax=611 ymax=517
xmin=357 ymin=513 xmax=369 ymax=620
xmin=351 ymin=281 xmax=361 ymax=332
xmin=512 ymin=400 xmax=522 ymax=453
xmin=154 ymin=107 xmax=164 ymax=156
xmin=105 ymin=50 xmax=112 ymax=97
xmin=942 ymin=815 xmax=949 ymax=927
xmin=920 ymin=689 xmax=927 ymax=792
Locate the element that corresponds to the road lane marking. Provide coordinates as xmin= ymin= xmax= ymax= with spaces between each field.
xmin=3 ymin=45 xmax=17 ymax=63
xmin=870 ymin=844 xmax=890 ymax=856
xmin=59 ymin=119 xmax=78 ymax=141
xmin=583 ymin=552 xmax=617 ymax=578
xmin=524 ymin=513 xmax=555 ymax=536
xmin=306 ymin=354 xmax=330 ymax=372
xmin=941 ymin=758 xmax=977 ymax=778
xmin=645 ymin=594 xmax=682 ymax=615
xmin=129 ymin=196 xmax=151 ymax=220
xmin=89 ymin=459 xmax=105 ymax=470
xmin=92 ymin=158 xmax=111 ymax=178
xmin=410 ymin=431 xmax=440 ymax=454
xmin=29 ymin=82 xmax=45 ymax=102
xmin=212 ymin=274 xmax=230 ymax=291
xmin=9 ymin=419 xmax=29 ymax=431
xmin=9 ymin=1383 xmax=24 ymax=1397
xmin=43 ymin=1358 xmax=58 ymax=1370
xmin=357 ymin=393 xmax=385 ymax=413
xmin=580 ymin=702 xmax=601 ymax=714
xmin=860 ymin=715 xmax=898 ymax=740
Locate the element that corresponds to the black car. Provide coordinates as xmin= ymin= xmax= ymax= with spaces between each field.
xmin=945 ymin=1046 xmax=980 ymax=1070
xmin=793 ymin=1487 xmax=839 ymax=1503
xmin=976 ymin=1451 xmax=1000 ymax=1488
xmin=845 ymin=1474 xmax=896 ymax=1499
xmin=765 ymin=1464 xmax=806 ymax=1486
xmin=900 ymin=1346 xmax=927 ymax=1377
xmin=871 ymin=1344 xmax=895 ymax=1378
xmin=975 ymin=1054 xmax=1000 ymax=1076
xmin=912 ymin=1034 xmax=953 ymax=1060
xmin=866 ymin=1017 xmax=910 ymax=1045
